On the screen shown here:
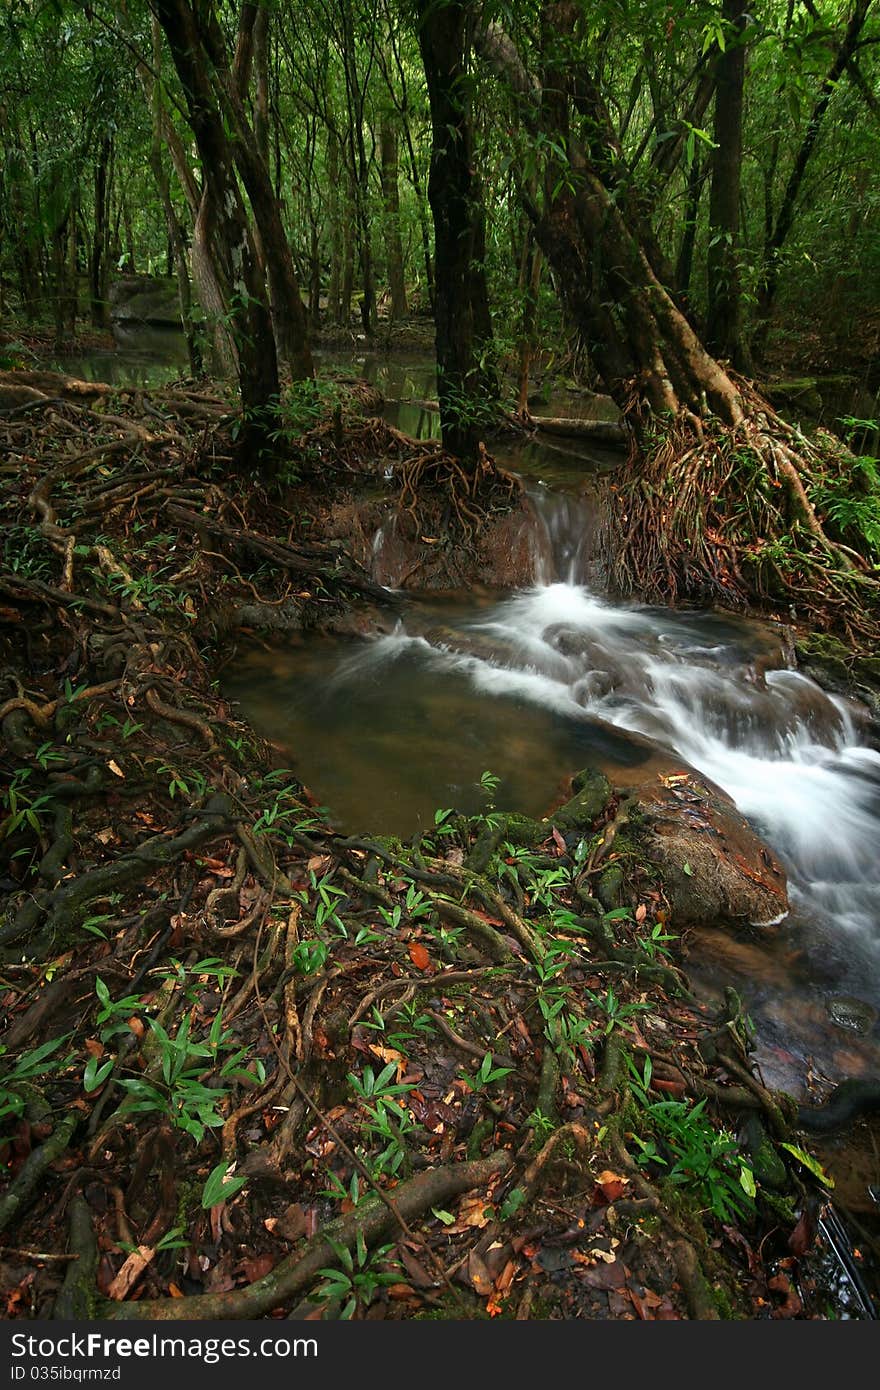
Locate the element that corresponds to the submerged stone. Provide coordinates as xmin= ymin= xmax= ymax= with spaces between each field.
xmin=827 ymin=995 xmax=878 ymax=1036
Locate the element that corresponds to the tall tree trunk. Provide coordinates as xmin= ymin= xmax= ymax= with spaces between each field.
xmin=417 ymin=0 xmax=498 ymax=461
xmin=133 ymin=39 xmax=235 ymax=375
xmin=90 ymin=136 xmax=112 ymax=328
xmin=51 ymin=215 xmax=68 ymax=351
xmin=380 ymin=116 xmax=408 ymax=321
xmin=327 ymin=133 xmax=342 ymax=325
xmin=65 ymin=194 xmax=78 ymax=337
xmin=340 ymin=169 xmax=355 ymax=327
xmin=153 ymin=0 xmax=280 ymax=458
xmin=516 ymin=231 xmax=543 ymax=417
xmin=675 ymin=151 xmax=704 ymax=302
xmin=147 ymin=16 xmax=199 ymax=374
xmin=706 ymin=0 xmax=751 ymax=371
xmin=210 ymin=4 xmax=312 ymax=380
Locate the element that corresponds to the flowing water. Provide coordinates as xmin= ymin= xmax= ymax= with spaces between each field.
xmin=224 ymin=389 xmax=880 ymax=1109
xmin=48 ymin=333 xmax=880 ymax=1102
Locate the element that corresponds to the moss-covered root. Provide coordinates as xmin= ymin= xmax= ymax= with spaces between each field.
xmin=106 ymin=1151 xmax=512 ymax=1321
xmin=673 ymin=1240 xmax=721 ymax=1320
xmin=53 ymin=1196 xmax=99 ymax=1320
xmin=0 ymin=1111 xmax=78 ymax=1235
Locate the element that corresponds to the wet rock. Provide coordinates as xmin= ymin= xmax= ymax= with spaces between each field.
xmin=109 ymin=274 xmax=181 ymax=326
xmin=323 ymin=494 xmax=538 ymax=591
xmin=632 ymin=771 xmax=789 ymax=929
xmin=827 ymin=995 xmax=878 ymax=1036
xmin=549 ymin=767 xmax=612 ymax=832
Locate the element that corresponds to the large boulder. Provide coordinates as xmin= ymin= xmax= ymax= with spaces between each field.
xmin=109 ymin=275 xmax=181 ymax=326
xmin=634 ymin=769 xmax=789 ymax=928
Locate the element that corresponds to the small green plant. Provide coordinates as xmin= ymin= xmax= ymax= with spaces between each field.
xmin=316 ymin=1234 xmax=400 ymax=1319
xmin=295 ymin=871 xmax=348 ymax=936
xmin=461 ymin=1051 xmax=514 ymax=1092
xmin=290 ymin=939 xmax=330 ymax=975
xmin=252 ymin=779 xmax=323 ymax=842
xmin=154 ymin=764 xmax=208 ymax=800
xmin=94 ymin=977 xmax=149 ymax=1043
xmin=527 ymin=1108 xmax=557 ymax=1143
xmin=348 ymin=1062 xmax=410 ymax=1104
xmin=0 ymin=769 xmax=54 ymax=843
xmin=201 ymin=1159 xmax=249 ymax=1208
xmin=153 ymin=957 xmax=239 ymax=1003
xmin=0 ymin=1036 xmax=72 ymax=1122
xmin=115 ymin=1012 xmax=264 ymax=1143
xmin=639 ymin=922 xmax=677 ymax=962
xmin=584 ymin=984 xmax=650 ymax=1037
xmin=626 ymin=1058 xmax=756 ymax=1225
xmin=499 ymin=1186 xmax=528 ymax=1221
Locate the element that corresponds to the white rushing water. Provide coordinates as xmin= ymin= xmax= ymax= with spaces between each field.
xmin=339 ymin=576 xmax=880 ymax=999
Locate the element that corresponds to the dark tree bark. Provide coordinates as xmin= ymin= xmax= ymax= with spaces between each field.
xmin=477 ymin=10 xmax=739 ymax=422
xmin=210 ymin=2 xmax=314 ymax=380
xmin=675 ymin=151 xmax=704 ymax=303
xmin=153 ymin=0 xmax=280 ymax=456
xmin=706 ymin=0 xmax=751 ymax=371
xmin=145 ymin=17 xmax=200 ymax=375
xmin=416 ymin=0 xmax=498 ymax=461
xmin=89 ymin=136 xmax=112 ymax=328
xmin=380 ymin=116 xmax=408 ymax=321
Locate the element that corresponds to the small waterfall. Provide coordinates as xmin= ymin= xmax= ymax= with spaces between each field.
xmin=367 ymin=477 xmax=601 ymax=589
xmin=321 ymin=580 xmax=880 ymax=999
xmin=525 ymin=484 xmax=599 ymax=585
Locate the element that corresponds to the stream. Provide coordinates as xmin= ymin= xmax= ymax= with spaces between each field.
xmin=52 ymin=330 xmax=880 ymax=1107
xmin=228 ymin=350 xmax=880 ymax=1117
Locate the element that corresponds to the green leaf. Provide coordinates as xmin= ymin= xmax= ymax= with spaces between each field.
xmin=431 ymin=1207 xmax=455 ymax=1226
xmin=83 ymin=1054 xmax=114 ymax=1093
xmin=682 ymin=862 xmax=694 ymax=877
xmin=201 ymin=1160 xmax=249 ymax=1208
xmin=780 ymin=1143 xmax=835 ymax=1187
xmin=739 ymin=1165 xmax=757 ymax=1198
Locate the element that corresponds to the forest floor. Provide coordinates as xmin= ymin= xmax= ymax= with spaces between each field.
xmin=0 ymin=359 xmax=878 ymax=1323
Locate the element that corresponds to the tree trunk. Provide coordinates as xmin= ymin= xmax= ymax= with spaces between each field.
xmin=221 ymin=3 xmax=313 ymax=379
xmin=675 ymin=151 xmax=704 ymax=303
xmin=153 ymin=0 xmax=280 ymax=458
xmin=340 ymin=169 xmax=355 ymax=327
xmin=146 ymin=17 xmax=199 ymax=375
xmin=417 ymin=0 xmax=498 ymax=461
xmin=327 ymin=133 xmax=342 ymax=326
xmin=705 ymin=0 xmax=751 ymax=371
xmin=89 ymin=137 xmax=111 ymax=328
xmin=380 ymin=116 xmax=408 ymax=321
xmin=477 ymin=10 xmax=877 ymax=637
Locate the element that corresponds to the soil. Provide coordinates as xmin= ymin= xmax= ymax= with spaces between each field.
xmin=0 ymin=362 xmax=877 ymax=1323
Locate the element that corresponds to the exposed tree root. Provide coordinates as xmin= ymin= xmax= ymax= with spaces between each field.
xmin=0 ymin=1113 xmax=78 ymax=1235
xmin=604 ymin=379 xmax=880 ymax=645
xmin=106 ymin=1151 xmax=511 ymax=1320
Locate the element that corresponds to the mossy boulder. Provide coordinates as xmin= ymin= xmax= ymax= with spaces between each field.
xmin=547 ymin=767 xmax=611 ymax=833
xmin=109 ymin=274 xmax=181 ymax=326
xmin=795 ymin=633 xmax=880 ymax=722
